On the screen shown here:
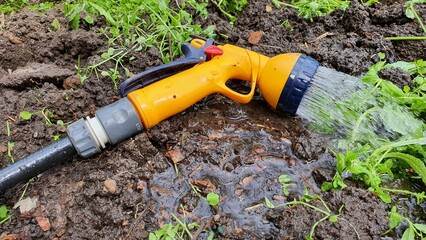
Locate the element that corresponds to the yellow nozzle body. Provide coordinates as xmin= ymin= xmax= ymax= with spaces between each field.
xmin=127 ymin=40 xmax=319 ymax=128
xmin=127 ymin=40 xmax=270 ymax=128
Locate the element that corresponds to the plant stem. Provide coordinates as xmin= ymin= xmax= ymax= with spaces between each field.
xmin=171 ymin=213 xmax=193 ymax=239
xmin=387 ymin=36 xmax=426 ymax=41
xmin=410 ymin=4 xmax=426 ymax=34
xmin=286 ymin=200 xmax=330 ymax=216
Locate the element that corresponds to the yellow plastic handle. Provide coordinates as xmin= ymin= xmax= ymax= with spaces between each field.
xmin=127 ymin=44 xmax=269 ymax=128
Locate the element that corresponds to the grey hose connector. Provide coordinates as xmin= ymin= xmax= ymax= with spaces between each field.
xmin=0 ymin=97 xmax=143 ymax=192
xmin=67 ymin=97 xmax=143 ymax=158
xmin=96 ymin=98 xmax=143 ymax=145
xmin=0 ymin=137 xmax=77 ymax=193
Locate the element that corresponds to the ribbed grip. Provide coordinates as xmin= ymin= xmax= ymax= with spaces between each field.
xmin=67 ymin=119 xmax=101 ymax=158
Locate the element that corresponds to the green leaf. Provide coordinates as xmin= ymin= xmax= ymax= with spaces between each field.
xmin=0 ymin=205 xmax=8 ymax=219
xmin=375 ymin=188 xmax=391 ymax=203
xmin=413 ymin=223 xmax=426 ymax=233
xmin=405 ymin=7 xmax=415 ymax=19
xmin=88 ymin=2 xmax=118 ymax=27
xmin=321 ymin=182 xmax=333 ymax=191
xmin=67 ymin=4 xmax=81 ymax=30
xmin=264 ymin=197 xmax=275 ymax=209
xmin=124 ymin=67 xmax=130 ymax=77
xmin=387 ymin=61 xmax=417 ymax=74
xmin=20 ymin=111 xmax=32 ymax=120
xmin=206 ymin=192 xmax=220 ymax=206
xmin=101 ymin=52 xmax=110 ymax=60
xmin=278 ymin=175 xmax=292 ymax=184
xmin=401 ymin=226 xmax=415 ymax=240
xmin=388 ymin=206 xmax=402 ymax=230
xmin=148 ymin=233 xmax=157 ymax=240
xmin=329 ymin=215 xmax=338 ymax=223
xmin=51 ymin=18 xmax=61 ymax=30
xmin=377 ymin=104 xmax=423 ymax=136
xmin=107 ymin=48 xmax=115 ymax=56
xmin=56 ymin=120 xmax=64 ymax=126
xmin=84 ymin=15 xmax=94 ymax=24
xmin=384 ymin=152 xmax=426 ymax=185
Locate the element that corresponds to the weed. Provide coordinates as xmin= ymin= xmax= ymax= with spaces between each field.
xmin=40 ymin=108 xmax=54 ymax=126
xmin=278 ymin=174 xmax=295 ymax=196
xmin=212 ymin=0 xmax=249 ymax=25
xmin=0 ymin=1 xmax=55 ymax=14
xmin=361 ymin=0 xmax=379 ymax=6
xmin=0 ymin=205 xmax=11 ymax=224
xmin=281 ymin=19 xmax=294 ymax=31
xmin=65 ymin=0 xmax=215 ymax=85
xmin=265 ymin=187 xmax=345 ymax=240
xmin=206 ymin=192 xmax=220 ymax=206
xmin=310 ymin=54 xmax=426 ymax=203
xmin=387 ymin=0 xmax=426 ymax=41
xmin=50 ymin=18 xmax=61 ymax=31
xmin=77 ymin=47 xmax=132 ymax=87
xmin=19 ymin=111 xmax=32 ymax=121
xmin=0 ymin=0 xmax=29 ymax=14
xmin=272 ymin=0 xmax=350 ymax=21
xmin=385 ymin=206 xmax=426 ymax=239
xmin=149 ymin=211 xmax=199 ymax=240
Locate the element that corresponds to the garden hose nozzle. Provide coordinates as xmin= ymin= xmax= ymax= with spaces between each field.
xmin=0 ymin=39 xmax=319 ymax=193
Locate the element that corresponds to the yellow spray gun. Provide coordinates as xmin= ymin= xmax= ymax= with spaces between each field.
xmin=0 ymin=39 xmax=319 ymax=192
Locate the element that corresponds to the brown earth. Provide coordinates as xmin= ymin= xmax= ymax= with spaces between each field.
xmin=0 ymin=0 xmax=425 ymax=239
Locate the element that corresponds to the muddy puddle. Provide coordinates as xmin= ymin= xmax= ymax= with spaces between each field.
xmin=1 ymin=0 xmax=426 ymax=239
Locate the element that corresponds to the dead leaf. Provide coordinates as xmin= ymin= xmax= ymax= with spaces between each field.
xmin=193 ymin=179 xmax=216 ymax=192
xmin=13 ymin=197 xmax=38 ymax=214
xmin=248 ymin=31 xmax=264 ymax=44
xmin=265 ymin=5 xmax=273 ymax=12
xmin=103 ymin=178 xmax=117 ymax=194
xmin=0 ymin=234 xmax=31 ymax=240
xmin=0 ymin=145 xmax=7 ymax=153
xmin=8 ymin=33 xmax=23 ymax=44
xmin=165 ymin=149 xmax=185 ymax=164
xmin=36 ymin=216 xmax=51 ymax=231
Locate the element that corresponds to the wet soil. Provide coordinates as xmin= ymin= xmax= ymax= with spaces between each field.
xmin=0 ymin=0 xmax=425 ymax=239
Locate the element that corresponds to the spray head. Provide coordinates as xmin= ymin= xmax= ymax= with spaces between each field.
xmin=258 ymin=54 xmax=319 ymax=115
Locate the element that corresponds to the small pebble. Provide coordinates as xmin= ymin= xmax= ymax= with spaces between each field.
xmin=0 ymin=145 xmax=7 ymax=153
xmin=104 ymin=178 xmax=117 ymax=194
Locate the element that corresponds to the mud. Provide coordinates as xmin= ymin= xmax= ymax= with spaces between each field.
xmin=1 ymin=0 xmax=426 ymax=239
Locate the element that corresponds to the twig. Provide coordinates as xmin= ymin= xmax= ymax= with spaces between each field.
xmin=191 ymin=218 xmax=212 ymax=240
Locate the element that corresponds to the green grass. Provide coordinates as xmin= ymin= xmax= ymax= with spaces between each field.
xmin=272 ymin=0 xmax=350 ymax=21
xmin=62 ymin=0 xmax=216 ymax=85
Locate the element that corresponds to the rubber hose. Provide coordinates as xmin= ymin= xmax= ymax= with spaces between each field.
xmin=0 ymin=137 xmax=77 ymax=193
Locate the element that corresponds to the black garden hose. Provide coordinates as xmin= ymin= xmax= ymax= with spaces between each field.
xmin=0 ymin=137 xmax=77 ymax=193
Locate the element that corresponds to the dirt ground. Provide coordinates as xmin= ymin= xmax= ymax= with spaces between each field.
xmin=0 ymin=0 xmax=425 ymax=239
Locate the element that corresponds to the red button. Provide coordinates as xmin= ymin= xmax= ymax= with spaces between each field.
xmin=204 ymin=45 xmax=223 ymax=60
